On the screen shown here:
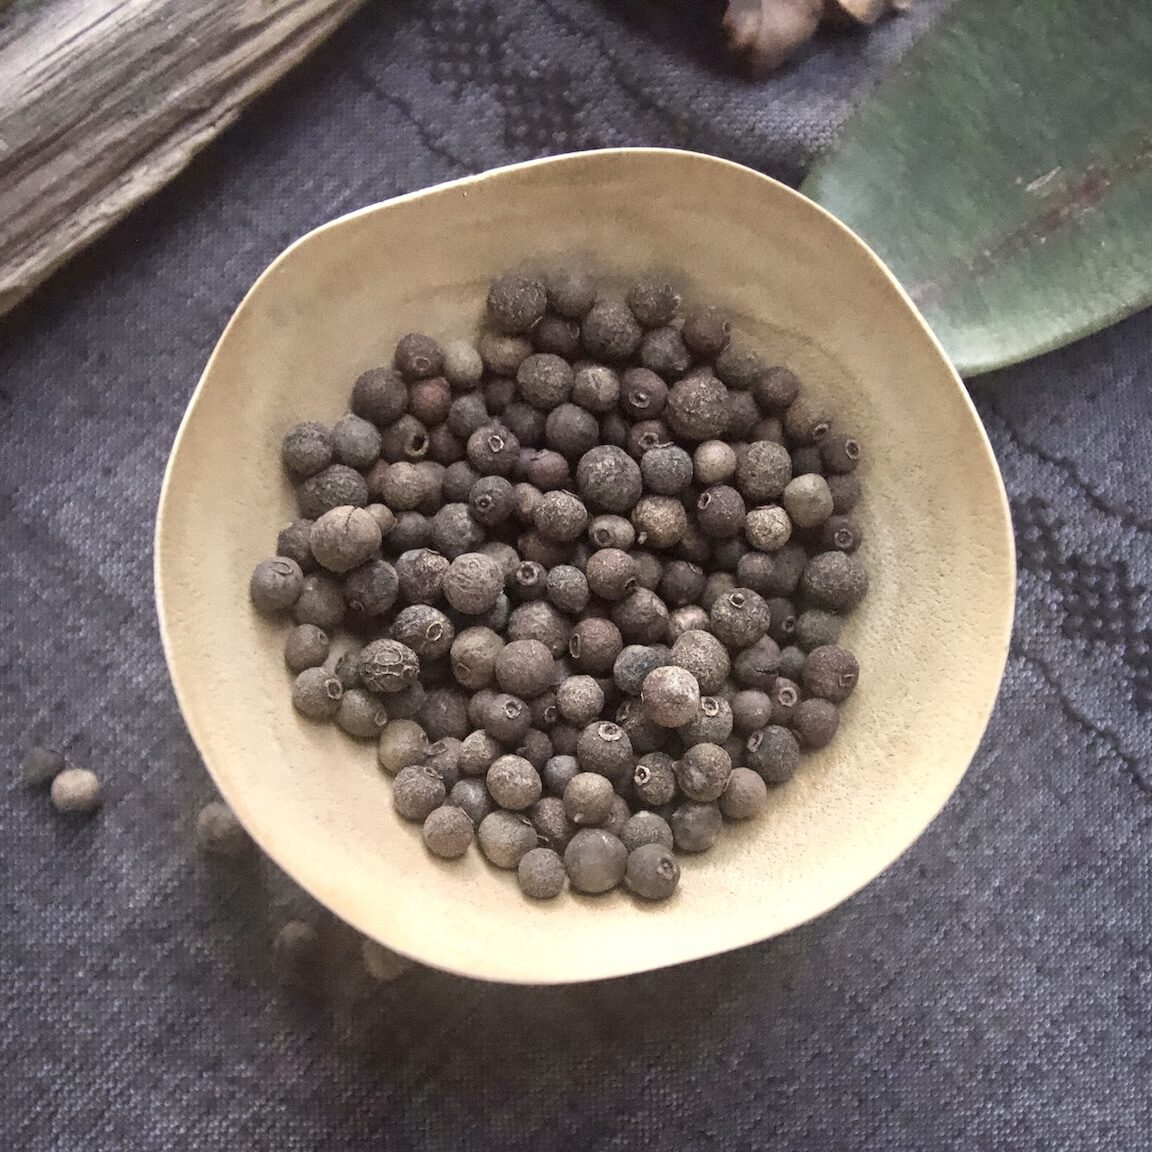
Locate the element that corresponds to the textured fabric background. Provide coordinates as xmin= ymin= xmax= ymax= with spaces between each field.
xmin=2 ymin=2 xmax=1150 ymax=1148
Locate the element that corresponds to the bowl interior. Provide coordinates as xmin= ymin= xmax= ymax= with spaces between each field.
xmin=156 ymin=149 xmax=1013 ymax=984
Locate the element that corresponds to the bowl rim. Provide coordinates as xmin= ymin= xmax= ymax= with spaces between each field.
xmin=155 ymin=147 xmax=1016 ymax=983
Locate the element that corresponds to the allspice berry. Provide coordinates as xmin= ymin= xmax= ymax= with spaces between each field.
xmin=620 ymin=811 xmax=674 ymax=852
xmin=344 ymin=559 xmax=400 ymax=617
xmin=799 ymin=551 xmax=869 ymax=612
xmin=572 ymin=365 xmax=621 ymax=413
xmin=359 ymin=638 xmax=420 ymax=695
xmin=564 ymin=828 xmax=628 ymax=894
xmin=487 ymin=754 xmax=542 ymax=811
xmin=665 ymin=373 xmax=729 ymax=442
xmin=546 ymin=565 xmax=590 ymax=615
xmin=576 ymin=445 xmax=642 ymax=514
xmin=284 ymin=623 xmax=330 ymax=672
xmin=633 ymin=752 xmax=677 ymax=806
xmin=377 ymin=719 xmax=430 ymax=774
xmin=467 ymin=424 xmax=520 ymax=477
xmin=478 ymin=810 xmax=538 ymax=869
xmin=250 ymin=557 xmax=304 ymax=615
xmin=793 ymin=697 xmax=840 ymax=749
xmin=395 ymin=333 xmax=444 ymax=380
xmin=281 ymin=421 xmax=333 ymax=478
xmin=292 ymin=573 xmax=345 ymax=630
xmin=299 ymin=465 xmax=370 ymax=521
xmin=494 ymin=638 xmax=556 ymax=699
xmin=518 ymin=847 xmax=566 ymax=898
xmin=783 ymin=395 xmax=832 ymax=444
xmin=547 ymin=268 xmax=597 ymax=318
xmin=557 ymin=676 xmax=605 ymax=726
xmin=782 ymin=474 xmax=834 ymax=529
xmin=821 ymin=514 xmax=863 ymax=554
xmin=336 ymin=688 xmax=389 ymax=739
xmin=619 ymin=367 xmax=668 ymax=420
xmin=534 ymin=314 xmax=581 ymax=358
xmin=680 ymin=306 xmax=731 ymax=358
xmin=309 ymin=506 xmax=382 ymax=573
xmin=625 ymin=842 xmax=680 ymax=901
xmin=430 ymin=503 xmax=485 ymax=559
xmin=195 ymin=800 xmax=250 ymax=858
xmin=352 ymin=367 xmax=408 ymax=427
xmin=670 ymin=801 xmax=722 ymax=853
xmin=640 ymin=444 xmax=694 ymax=496
xmin=680 ymin=695 xmax=734 ymax=746
xmin=675 ymin=742 xmax=731 ymax=803
xmin=670 ymin=629 xmax=731 ymax=695
xmin=640 ymin=325 xmax=691 ymax=378
xmin=534 ymin=490 xmax=588 ymax=543
xmin=585 ymin=548 xmax=638 ymax=601
xmin=449 ymin=778 xmax=495 ymax=827
xmin=631 ymin=495 xmax=687 ymax=549
xmin=575 ymin=720 xmax=633 ymax=781
xmin=626 ymin=279 xmax=680 ymax=327
xmin=696 ymin=485 xmax=746 ymax=540
xmin=610 ymin=588 xmax=669 ymax=646
xmin=719 ymin=767 xmax=769 ymax=820
xmin=569 ymin=617 xmax=624 ymax=675
xmin=641 ymin=665 xmax=701 ymax=728
xmin=393 ymin=764 xmax=447 ymax=821
xmin=442 ymin=552 xmax=504 ymax=615
xmin=801 ymin=645 xmax=859 ymax=703
xmin=658 ymin=559 xmax=706 ymax=608
xmin=391 ymin=604 xmax=454 ymax=660
xmin=332 ymin=413 xmax=382 ymax=470
xmin=545 ymin=404 xmax=599 ymax=460
xmin=564 ymin=772 xmax=616 ymax=826
xmin=484 ymin=693 xmax=532 ymax=745
xmin=709 ymin=588 xmax=771 ymax=650
xmin=422 ymin=805 xmax=474 ymax=859
xmin=753 ymin=366 xmax=801 ymax=412
xmin=736 ymin=440 xmax=792 ymax=503
xmin=694 ymin=440 xmax=737 ymax=486
xmin=450 ymin=626 xmax=505 ymax=690
xmin=488 ymin=274 xmax=547 ymax=334
xmin=745 ymin=505 xmax=793 ymax=552
xmin=582 ymin=300 xmax=643 ymax=361
xmin=820 ymin=432 xmax=862 ymax=474
xmin=292 ymin=667 xmax=343 ymax=720
xmin=50 ymin=768 xmax=102 ymax=817
xmin=442 ymin=339 xmax=485 ymax=390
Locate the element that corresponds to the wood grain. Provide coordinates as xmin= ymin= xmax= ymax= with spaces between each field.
xmin=0 ymin=0 xmax=366 ymax=316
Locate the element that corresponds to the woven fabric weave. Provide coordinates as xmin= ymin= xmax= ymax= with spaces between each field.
xmin=2 ymin=2 xmax=1149 ymax=1148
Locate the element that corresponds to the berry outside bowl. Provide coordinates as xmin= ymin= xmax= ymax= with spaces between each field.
xmin=155 ymin=147 xmax=1014 ymax=985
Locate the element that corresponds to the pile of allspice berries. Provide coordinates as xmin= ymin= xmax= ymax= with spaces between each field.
xmin=249 ymin=270 xmax=866 ymax=902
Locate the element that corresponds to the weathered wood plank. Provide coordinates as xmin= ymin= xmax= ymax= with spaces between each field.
xmin=0 ymin=0 xmax=367 ymax=315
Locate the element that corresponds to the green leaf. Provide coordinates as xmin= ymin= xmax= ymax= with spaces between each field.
xmin=802 ymin=1 xmax=1152 ymax=377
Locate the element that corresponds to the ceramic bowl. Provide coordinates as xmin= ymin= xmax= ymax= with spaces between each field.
xmin=156 ymin=148 xmax=1014 ymax=984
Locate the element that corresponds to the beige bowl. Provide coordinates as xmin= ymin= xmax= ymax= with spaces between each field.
xmin=156 ymin=148 xmax=1014 ymax=984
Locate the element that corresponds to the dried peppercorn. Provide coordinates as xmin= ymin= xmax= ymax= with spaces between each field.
xmin=292 ymin=667 xmax=343 ymax=720
xmin=641 ymin=666 xmax=701 ymax=728
xmin=564 ymin=828 xmax=628 ymax=893
xmin=488 ymin=274 xmax=547 ymax=334
xmin=195 ymin=800 xmax=250 ymax=858
xmin=250 ymin=557 xmax=304 ymax=615
xmin=639 ymin=325 xmax=691 ymax=378
xmin=478 ymin=810 xmax=538 ymax=869
xmin=665 ymin=373 xmax=729 ymax=442
xmin=442 ymin=553 xmax=504 ymax=616
xmin=352 ymin=367 xmax=408 ymax=427
xmin=735 ymin=440 xmax=792 ymax=503
xmin=483 ymin=693 xmax=532 ymax=745
xmin=518 ymin=847 xmax=566 ymax=898
xmin=50 ymin=768 xmax=102 ymax=817
xmin=516 ymin=728 xmax=554 ymax=771
xmin=800 ymin=551 xmax=869 ymax=612
xmin=422 ymin=805 xmax=474 ymax=859
xmin=670 ymin=801 xmax=722 ymax=853
xmin=533 ymin=313 xmax=581 ymax=358
xmin=332 ymin=413 xmax=382 ymax=470
xmin=640 ymin=444 xmax=694 ymax=496
xmin=576 ymin=445 xmax=642 ymax=514
xmin=569 ymin=617 xmax=624 ymax=675
xmin=582 ymin=300 xmax=643 ymax=361
xmin=534 ymin=490 xmax=589 ymax=543
xmin=730 ymin=689 xmax=772 ymax=734
xmin=620 ymin=367 xmax=668 ymax=420
xmin=626 ymin=842 xmax=680 ymax=900
xmin=680 ymin=695 xmax=734 ymax=747
xmin=801 ymin=645 xmax=859 ymax=703
xmin=575 ymin=721 xmax=633 ymax=782
xmin=627 ymin=279 xmax=680 ymax=327
xmin=753 ymin=366 xmax=800 ymax=412
xmin=336 ymin=688 xmax=389 ymax=740
xmin=546 ymin=268 xmax=597 ymax=319
xmin=777 ymin=645 xmax=806 ymax=682
xmin=281 ymin=422 xmax=333 ymax=478
xmin=484 ymin=377 xmax=516 ymax=416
